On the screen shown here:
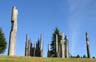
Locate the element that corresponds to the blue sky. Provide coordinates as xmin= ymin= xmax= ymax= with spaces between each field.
xmin=0 ymin=0 xmax=96 ymax=57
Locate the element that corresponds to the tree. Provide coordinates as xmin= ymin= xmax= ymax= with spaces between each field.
xmin=35 ymin=40 xmax=40 ymax=57
xmin=92 ymin=57 xmax=95 ymax=58
xmin=77 ymin=54 xmax=80 ymax=58
xmin=50 ymin=28 xmax=62 ymax=57
xmin=83 ymin=55 xmax=86 ymax=58
xmin=47 ymin=49 xmax=51 ymax=57
xmin=0 ymin=28 xmax=7 ymax=54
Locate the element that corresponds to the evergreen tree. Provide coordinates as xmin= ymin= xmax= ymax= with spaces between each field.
xmin=47 ymin=49 xmax=50 ymax=57
xmin=0 ymin=28 xmax=7 ymax=54
xmin=83 ymin=54 xmax=86 ymax=58
xmin=47 ymin=43 xmax=50 ymax=57
xmin=77 ymin=54 xmax=80 ymax=58
xmin=35 ymin=40 xmax=40 ymax=57
xmin=50 ymin=28 xmax=62 ymax=57
xmin=92 ymin=57 xmax=95 ymax=58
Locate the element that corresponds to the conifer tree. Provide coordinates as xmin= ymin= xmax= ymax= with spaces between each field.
xmin=50 ymin=28 xmax=62 ymax=57
xmin=0 ymin=28 xmax=7 ymax=54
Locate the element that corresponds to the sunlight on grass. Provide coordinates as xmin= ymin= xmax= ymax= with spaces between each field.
xmin=0 ymin=56 xmax=96 ymax=62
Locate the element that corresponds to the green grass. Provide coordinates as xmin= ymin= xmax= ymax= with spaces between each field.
xmin=0 ymin=56 xmax=96 ymax=62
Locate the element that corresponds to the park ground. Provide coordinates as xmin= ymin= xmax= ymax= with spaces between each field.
xmin=0 ymin=56 xmax=96 ymax=62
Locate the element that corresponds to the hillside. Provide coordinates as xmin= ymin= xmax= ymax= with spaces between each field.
xmin=0 ymin=56 xmax=96 ymax=62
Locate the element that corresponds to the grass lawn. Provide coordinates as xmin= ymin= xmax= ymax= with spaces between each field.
xmin=0 ymin=56 xmax=96 ymax=62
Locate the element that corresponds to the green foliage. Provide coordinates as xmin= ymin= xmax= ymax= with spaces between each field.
xmin=0 ymin=28 xmax=7 ymax=54
xmin=49 ymin=27 xmax=62 ymax=57
xmin=70 ymin=54 xmax=81 ymax=58
xmin=35 ymin=40 xmax=40 ymax=57
xmin=47 ymin=47 xmax=50 ymax=57
xmin=92 ymin=56 xmax=95 ymax=58
xmin=77 ymin=54 xmax=80 ymax=58
xmin=83 ymin=55 xmax=87 ymax=58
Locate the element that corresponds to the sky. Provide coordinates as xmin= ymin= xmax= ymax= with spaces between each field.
xmin=0 ymin=0 xmax=96 ymax=57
